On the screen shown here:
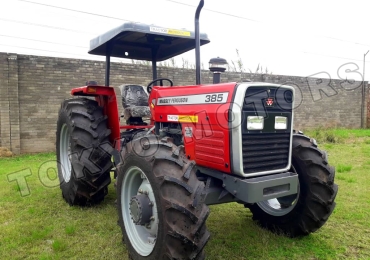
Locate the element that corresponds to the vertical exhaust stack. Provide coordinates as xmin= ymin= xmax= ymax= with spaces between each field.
xmin=195 ymin=0 xmax=204 ymax=85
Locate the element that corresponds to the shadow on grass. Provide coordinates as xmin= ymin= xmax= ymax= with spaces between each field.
xmin=205 ymin=203 xmax=337 ymax=259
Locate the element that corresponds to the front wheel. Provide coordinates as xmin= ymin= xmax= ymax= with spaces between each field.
xmin=249 ymin=133 xmax=338 ymax=237
xmin=117 ymin=136 xmax=210 ymax=259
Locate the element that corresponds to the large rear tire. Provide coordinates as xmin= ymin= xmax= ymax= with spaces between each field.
xmin=56 ymin=98 xmax=113 ymax=206
xmin=249 ymin=133 xmax=338 ymax=237
xmin=117 ymin=136 xmax=210 ymax=260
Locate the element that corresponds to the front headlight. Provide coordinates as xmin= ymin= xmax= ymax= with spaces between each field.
xmin=275 ymin=116 xmax=287 ymax=130
xmin=247 ymin=116 xmax=264 ymax=130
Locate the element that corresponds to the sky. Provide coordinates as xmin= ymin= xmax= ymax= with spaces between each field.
xmin=1 ymin=0 xmax=370 ymax=81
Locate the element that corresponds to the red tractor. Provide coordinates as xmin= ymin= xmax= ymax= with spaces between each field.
xmin=56 ymin=1 xmax=338 ymax=259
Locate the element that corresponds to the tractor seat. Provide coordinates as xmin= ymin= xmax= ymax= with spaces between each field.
xmin=119 ymin=84 xmax=151 ymax=120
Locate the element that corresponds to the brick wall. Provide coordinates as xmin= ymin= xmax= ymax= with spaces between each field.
xmin=0 ymin=53 xmax=21 ymax=154
xmin=0 ymin=52 xmax=368 ymax=154
xmin=0 ymin=53 xmax=7 ymax=149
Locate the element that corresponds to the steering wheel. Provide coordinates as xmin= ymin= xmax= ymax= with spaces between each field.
xmin=147 ymin=78 xmax=173 ymax=93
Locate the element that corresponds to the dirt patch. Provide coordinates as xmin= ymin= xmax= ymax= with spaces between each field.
xmin=0 ymin=147 xmax=13 ymax=157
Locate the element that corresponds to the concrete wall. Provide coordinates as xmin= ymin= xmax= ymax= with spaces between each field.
xmin=0 ymin=52 xmax=368 ymax=154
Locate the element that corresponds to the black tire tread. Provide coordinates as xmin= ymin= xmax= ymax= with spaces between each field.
xmin=117 ymin=136 xmax=210 ymax=260
xmin=56 ymin=98 xmax=112 ymax=206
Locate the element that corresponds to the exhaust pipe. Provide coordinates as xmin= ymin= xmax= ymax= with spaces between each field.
xmin=195 ymin=0 xmax=204 ymax=85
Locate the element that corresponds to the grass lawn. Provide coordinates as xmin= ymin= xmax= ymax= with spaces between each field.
xmin=1 ymin=129 xmax=370 ymax=259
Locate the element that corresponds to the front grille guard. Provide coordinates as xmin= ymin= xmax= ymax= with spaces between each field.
xmin=230 ymin=82 xmax=295 ymax=177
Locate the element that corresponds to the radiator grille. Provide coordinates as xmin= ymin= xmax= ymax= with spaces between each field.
xmin=242 ymin=132 xmax=290 ymax=173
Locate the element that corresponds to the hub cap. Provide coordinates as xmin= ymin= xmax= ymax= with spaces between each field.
xmin=121 ymin=166 xmax=158 ymax=256
xmin=130 ymin=194 xmax=153 ymax=226
xmin=60 ymin=124 xmax=72 ymax=183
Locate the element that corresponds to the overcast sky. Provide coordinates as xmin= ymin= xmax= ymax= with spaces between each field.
xmin=1 ymin=0 xmax=370 ymax=81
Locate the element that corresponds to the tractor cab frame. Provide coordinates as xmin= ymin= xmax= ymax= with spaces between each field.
xmin=71 ymin=18 xmax=210 ymax=147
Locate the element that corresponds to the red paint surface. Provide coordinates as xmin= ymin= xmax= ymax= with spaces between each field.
xmin=71 ymin=82 xmax=239 ymax=174
xmin=71 ymin=86 xmax=120 ymax=149
xmin=149 ymin=82 xmax=237 ymax=173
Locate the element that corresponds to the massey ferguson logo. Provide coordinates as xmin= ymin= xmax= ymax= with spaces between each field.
xmin=266 ymin=98 xmax=274 ymax=106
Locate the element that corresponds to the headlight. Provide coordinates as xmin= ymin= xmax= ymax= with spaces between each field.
xmin=275 ymin=116 xmax=287 ymax=130
xmin=247 ymin=116 xmax=264 ymax=130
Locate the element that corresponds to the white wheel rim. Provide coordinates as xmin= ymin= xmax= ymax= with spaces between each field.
xmin=257 ymin=166 xmax=300 ymax=216
xmin=121 ymin=166 xmax=158 ymax=256
xmin=60 ymin=124 xmax=72 ymax=183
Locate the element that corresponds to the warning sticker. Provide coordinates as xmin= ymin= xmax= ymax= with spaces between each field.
xmin=167 ymin=115 xmax=198 ymax=123
xmin=179 ymin=115 xmax=198 ymax=123
xmin=150 ymin=26 xmax=191 ymax=37
xmin=167 ymin=115 xmax=179 ymax=122
xmin=168 ymin=29 xmax=191 ymax=37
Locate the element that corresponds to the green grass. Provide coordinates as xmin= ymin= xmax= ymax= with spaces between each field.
xmin=1 ymin=129 xmax=370 ymax=259
xmin=305 ymin=128 xmax=370 ymax=144
xmin=337 ymin=164 xmax=353 ymax=173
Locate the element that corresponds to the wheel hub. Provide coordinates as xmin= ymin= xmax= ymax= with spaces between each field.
xmin=121 ymin=166 xmax=159 ymax=256
xmin=256 ymin=165 xmax=300 ymax=216
xmin=129 ymin=193 xmax=153 ymax=226
xmin=277 ymin=194 xmax=297 ymax=208
xmin=60 ymin=123 xmax=72 ymax=183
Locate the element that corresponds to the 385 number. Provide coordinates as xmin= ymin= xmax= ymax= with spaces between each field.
xmin=205 ymin=94 xmax=224 ymax=103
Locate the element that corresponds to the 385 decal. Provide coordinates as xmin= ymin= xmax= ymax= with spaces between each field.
xmin=157 ymin=92 xmax=229 ymax=105
xmin=205 ymin=94 xmax=224 ymax=103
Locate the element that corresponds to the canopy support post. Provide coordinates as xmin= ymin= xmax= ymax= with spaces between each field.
xmin=152 ymin=47 xmax=158 ymax=81
xmin=105 ymin=54 xmax=110 ymax=86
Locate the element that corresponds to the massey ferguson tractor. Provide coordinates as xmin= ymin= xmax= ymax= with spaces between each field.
xmin=56 ymin=1 xmax=338 ymax=259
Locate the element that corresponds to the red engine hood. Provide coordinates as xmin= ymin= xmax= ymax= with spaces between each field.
xmin=148 ymin=82 xmax=238 ymax=174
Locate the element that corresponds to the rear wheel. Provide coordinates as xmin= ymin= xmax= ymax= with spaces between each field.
xmin=249 ymin=133 xmax=338 ymax=237
xmin=117 ymin=136 xmax=210 ymax=259
xmin=56 ymin=98 xmax=113 ymax=206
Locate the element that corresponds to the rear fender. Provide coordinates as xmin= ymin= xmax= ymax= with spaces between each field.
xmin=71 ymin=86 xmax=120 ymax=149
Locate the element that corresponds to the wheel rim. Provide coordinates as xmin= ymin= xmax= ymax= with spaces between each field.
xmin=257 ymin=166 xmax=300 ymax=216
xmin=60 ymin=124 xmax=72 ymax=183
xmin=121 ymin=166 xmax=158 ymax=256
